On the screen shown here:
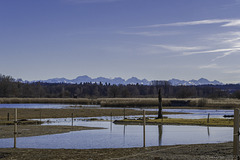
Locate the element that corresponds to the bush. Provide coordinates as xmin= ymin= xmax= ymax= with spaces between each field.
xmin=197 ymin=98 xmax=207 ymax=107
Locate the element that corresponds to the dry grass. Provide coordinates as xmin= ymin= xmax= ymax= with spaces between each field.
xmin=114 ymin=118 xmax=234 ymax=127
xmin=1 ymin=97 xmax=240 ymax=108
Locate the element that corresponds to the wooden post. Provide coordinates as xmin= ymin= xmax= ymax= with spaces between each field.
xmin=158 ymin=89 xmax=163 ymax=119
xmin=233 ymin=108 xmax=240 ymax=159
xmin=7 ymin=113 xmax=10 ymax=121
xmin=71 ymin=113 xmax=74 ymax=127
xmin=14 ymin=108 xmax=17 ymax=148
xmin=124 ymin=108 xmax=126 ymax=119
xmin=207 ymin=113 xmax=210 ymax=123
xmin=143 ymin=110 xmax=146 ymax=148
xmin=110 ymin=112 xmax=113 ymax=131
xmin=40 ymin=110 xmax=42 ymax=124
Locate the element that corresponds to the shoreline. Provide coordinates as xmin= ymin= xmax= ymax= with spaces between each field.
xmin=0 ymin=108 xmax=184 ymax=120
xmin=114 ymin=118 xmax=234 ymax=127
xmin=0 ymin=125 xmax=103 ymax=139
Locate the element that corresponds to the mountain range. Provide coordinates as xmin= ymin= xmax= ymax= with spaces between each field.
xmin=38 ymin=76 xmax=223 ymax=86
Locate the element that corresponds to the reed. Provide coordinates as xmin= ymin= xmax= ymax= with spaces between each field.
xmin=0 ymin=98 xmax=92 ymax=104
xmin=114 ymin=118 xmax=234 ymax=127
xmin=1 ymin=97 xmax=240 ymax=108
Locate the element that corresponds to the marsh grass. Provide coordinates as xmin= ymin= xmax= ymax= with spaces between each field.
xmin=0 ymin=120 xmax=42 ymax=125
xmin=114 ymin=118 xmax=234 ymax=127
xmin=0 ymin=98 xmax=92 ymax=104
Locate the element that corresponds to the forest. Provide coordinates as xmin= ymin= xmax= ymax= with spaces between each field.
xmin=1 ymin=74 xmax=240 ymax=99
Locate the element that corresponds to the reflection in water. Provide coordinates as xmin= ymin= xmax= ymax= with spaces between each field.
xmin=158 ymin=125 xmax=163 ymax=146
xmin=207 ymin=126 xmax=210 ymax=137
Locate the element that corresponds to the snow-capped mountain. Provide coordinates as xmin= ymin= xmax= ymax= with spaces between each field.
xmin=40 ymin=75 xmax=150 ymax=85
xmin=37 ymin=76 xmax=223 ymax=86
xmin=169 ymin=78 xmax=223 ymax=86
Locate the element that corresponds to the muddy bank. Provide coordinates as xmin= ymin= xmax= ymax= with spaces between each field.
xmin=0 ymin=142 xmax=234 ymax=160
xmin=0 ymin=108 xmax=184 ymax=120
xmin=0 ymin=125 xmax=103 ymax=138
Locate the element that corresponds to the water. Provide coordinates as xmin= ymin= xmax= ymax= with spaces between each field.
xmin=0 ymin=103 xmax=234 ymax=119
xmin=0 ymin=104 xmax=234 ymax=149
xmin=0 ymin=118 xmax=233 ymax=149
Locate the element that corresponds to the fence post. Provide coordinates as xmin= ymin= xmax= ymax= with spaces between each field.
xmin=14 ymin=108 xmax=17 ymax=148
xmin=233 ymin=108 xmax=240 ymax=159
xmin=124 ymin=108 xmax=126 ymax=119
xmin=110 ymin=112 xmax=113 ymax=131
xmin=71 ymin=113 xmax=74 ymax=127
xmin=207 ymin=113 xmax=210 ymax=123
xmin=143 ymin=110 xmax=146 ymax=148
xmin=7 ymin=113 xmax=10 ymax=121
xmin=40 ymin=110 xmax=42 ymax=124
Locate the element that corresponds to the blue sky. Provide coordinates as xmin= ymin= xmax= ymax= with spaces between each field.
xmin=1 ymin=0 xmax=240 ymax=83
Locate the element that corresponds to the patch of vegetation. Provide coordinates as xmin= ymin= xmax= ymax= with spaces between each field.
xmin=0 ymin=120 xmax=42 ymax=125
xmin=114 ymin=118 xmax=234 ymax=127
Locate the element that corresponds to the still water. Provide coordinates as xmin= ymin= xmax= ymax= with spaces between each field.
xmin=0 ymin=118 xmax=233 ymax=149
xmin=0 ymin=104 xmax=234 ymax=149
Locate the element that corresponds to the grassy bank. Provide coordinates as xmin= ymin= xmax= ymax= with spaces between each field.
xmin=1 ymin=97 xmax=240 ymax=108
xmin=0 ymin=108 xmax=185 ymax=120
xmin=0 ymin=119 xmax=42 ymax=125
xmin=114 ymin=118 xmax=234 ymax=127
xmin=0 ymin=125 xmax=102 ymax=139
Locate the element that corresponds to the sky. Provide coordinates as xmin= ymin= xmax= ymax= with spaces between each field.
xmin=1 ymin=0 xmax=240 ymax=83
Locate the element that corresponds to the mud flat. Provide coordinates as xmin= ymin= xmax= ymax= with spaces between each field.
xmin=0 ymin=125 xmax=103 ymax=138
xmin=0 ymin=108 xmax=184 ymax=120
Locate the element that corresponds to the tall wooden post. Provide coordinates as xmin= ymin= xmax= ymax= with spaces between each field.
xmin=158 ymin=89 xmax=163 ymax=119
xmin=14 ymin=108 xmax=17 ymax=148
xmin=110 ymin=112 xmax=113 ymax=131
xmin=7 ymin=113 xmax=10 ymax=121
xmin=143 ymin=110 xmax=146 ymax=147
xmin=40 ymin=110 xmax=42 ymax=124
xmin=207 ymin=113 xmax=210 ymax=123
xmin=233 ymin=108 xmax=240 ymax=159
xmin=71 ymin=113 xmax=74 ymax=127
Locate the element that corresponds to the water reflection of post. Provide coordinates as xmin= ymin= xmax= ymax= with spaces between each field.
xmin=207 ymin=126 xmax=210 ymax=137
xmin=110 ymin=112 xmax=113 ymax=132
xmin=123 ymin=125 xmax=126 ymax=145
xmin=158 ymin=125 xmax=163 ymax=146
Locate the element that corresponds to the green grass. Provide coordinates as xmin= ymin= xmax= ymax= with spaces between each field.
xmin=114 ymin=118 xmax=234 ymax=127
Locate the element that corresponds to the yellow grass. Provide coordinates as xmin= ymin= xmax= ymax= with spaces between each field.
xmin=1 ymin=97 xmax=240 ymax=108
xmin=114 ymin=118 xmax=234 ymax=127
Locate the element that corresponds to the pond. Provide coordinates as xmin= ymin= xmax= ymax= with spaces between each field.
xmin=0 ymin=103 xmax=234 ymax=119
xmin=0 ymin=104 xmax=234 ymax=149
xmin=0 ymin=117 xmax=233 ymax=149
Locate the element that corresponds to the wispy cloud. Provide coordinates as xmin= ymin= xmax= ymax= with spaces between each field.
xmin=118 ymin=31 xmax=181 ymax=37
xmin=153 ymin=44 xmax=203 ymax=52
xmin=199 ymin=63 xmax=222 ymax=69
xmin=134 ymin=19 xmax=240 ymax=28
xmin=224 ymin=69 xmax=240 ymax=74
xmin=183 ymin=48 xmax=233 ymax=56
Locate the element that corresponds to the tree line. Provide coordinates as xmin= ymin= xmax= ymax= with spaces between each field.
xmin=1 ymin=74 xmax=240 ymax=98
